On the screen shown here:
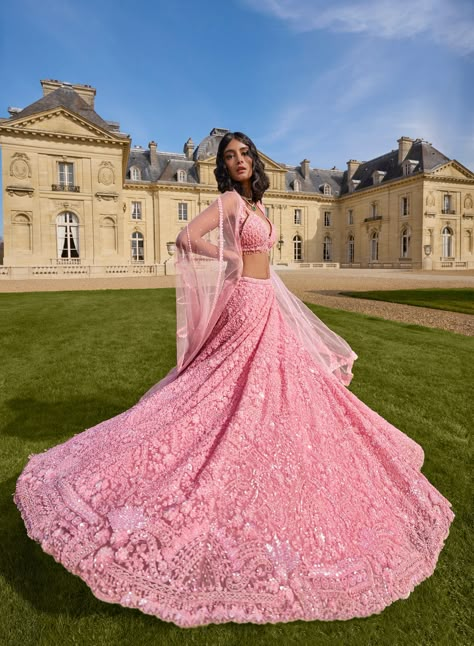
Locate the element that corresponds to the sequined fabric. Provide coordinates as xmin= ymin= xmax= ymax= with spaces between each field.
xmin=15 ymin=276 xmax=453 ymax=628
xmin=239 ymin=208 xmax=276 ymax=254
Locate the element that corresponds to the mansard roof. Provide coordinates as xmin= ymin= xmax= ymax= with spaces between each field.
xmin=284 ymin=165 xmax=344 ymax=196
xmin=193 ymin=128 xmax=229 ymax=161
xmin=340 ymin=140 xmax=451 ymax=194
xmin=127 ymin=148 xmax=198 ymax=183
xmin=9 ymin=85 xmax=124 ymax=134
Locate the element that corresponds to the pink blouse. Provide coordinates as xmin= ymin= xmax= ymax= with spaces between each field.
xmin=239 ymin=204 xmax=276 ymax=254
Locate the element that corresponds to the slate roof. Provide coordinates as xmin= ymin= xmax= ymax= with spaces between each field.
xmin=193 ymin=128 xmax=229 ymax=161
xmin=339 ymin=140 xmax=451 ymax=194
xmin=284 ymin=166 xmax=344 ymax=197
xmin=8 ymin=86 xmax=126 ymax=135
xmin=127 ymin=148 xmax=198 ymax=183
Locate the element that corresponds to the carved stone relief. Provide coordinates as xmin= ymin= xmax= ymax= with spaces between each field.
xmin=10 ymin=153 xmax=32 ymax=180
xmin=98 ymin=162 xmax=115 ymax=186
xmin=464 ymin=193 xmax=473 ymax=209
xmin=426 ymin=192 xmax=435 ymax=207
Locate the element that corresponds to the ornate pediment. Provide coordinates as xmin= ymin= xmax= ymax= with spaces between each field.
xmin=1 ymin=108 xmax=122 ymax=143
xmin=429 ymin=160 xmax=474 ymax=180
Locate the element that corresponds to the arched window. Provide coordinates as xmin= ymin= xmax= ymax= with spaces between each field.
xmin=323 ymin=183 xmax=332 ymax=196
xmin=130 ymin=166 xmax=141 ymax=181
xmin=131 ymin=231 xmax=144 ymax=262
xmin=56 ymin=212 xmax=79 ymax=259
xmin=347 ymin=234 xmax=355 ymax=263
xmin=293 ymin=179 xmax=301 ymax=192
xmin=370 ymin=231 xmax=379 ymax=261
xmin=323 ymin=235 xmax=332 ymax=261
xmin=442 ymin=226 xmax=453 ymax=257
xmin=177 ymin=169 xmax=186 ymax=182
xmin=293 ymin=234 xmax=302 ymax=261
xmin=400 ymin=227 xmax=411 ymax=258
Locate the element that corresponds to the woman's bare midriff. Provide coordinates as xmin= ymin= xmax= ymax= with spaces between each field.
xmin=241 ymin=252 xmax=271 ymax=279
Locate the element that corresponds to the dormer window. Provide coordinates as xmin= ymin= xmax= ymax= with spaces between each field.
xmin=320 ymin=183 xmax=332 ymax=196
xmin=293 ymin=179 xmax=301 ymax=192
xmin=403 ymin=160 xmax=418 ymax=176
xmin=177 ymin=169 xmax=186 ymax=183
xmin=130 ymin=166 xmax=141 ymax=181
xmin=372 ymin=170 xmax=386 ymax=185
xmin=349 ymin=179 xmax=361 ymax=193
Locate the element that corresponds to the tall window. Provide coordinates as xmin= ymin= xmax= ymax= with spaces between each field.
xmin=347 ymin=209 xmax=353 ymax=225
xmin=131 ymin=201 xmax=142 ymax=219
xmin=323 ymin=235 xmax=332 ymax=261
xmin=58 ymin=162 xmax=74 ymax=187
xmin=293 ymin=234 xmax=302 ymax=261
xmin=265 ymin=206 xmax=270 ymax=218
xmin=370 ymin=231 xmax=379 ymax=261
xmin=130 ymin=166 xmax=141 ymax=181
xmin=371 ymin=203 xmax=377 ymax=218
xmin=400 ymin=227 xmax=410 ymax=258
xmin=56 ymin=212 xmax=79 ymax=259
xmin=443 ymin=194 xmax=453 ymax=214
xmin=177 ymin=169 xmax=186 ymax=182
xmin=401 ymin=196 xmax=409 ymax=216
xmin=324 ymin=211 xmax=331 ymax=227
xmin=293 ymin=179 xmax=301 ymax=192
xmin=347 ymin=235 xmax=355 ymax=263
xmin=442 ymin=226 xmax=453 ymax=257
xmin=178 ymin=203 xmax=188 ymax=221
xmin=294 ymin=209 xmax=302 ymax=225
xmin=131 ymin=231 xmax=144 ymax=261
xmin=323 ymin=183 xmax=332 ymax=196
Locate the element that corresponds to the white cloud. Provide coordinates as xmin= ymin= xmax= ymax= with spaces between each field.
xmin=243 ymin=0 xmax=474 ymax=55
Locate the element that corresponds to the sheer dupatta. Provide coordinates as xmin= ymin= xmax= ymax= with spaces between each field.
xmin=174 ymin=190 xmax=244 ymax=373
xmin=140 ymin=188 xmax=357 ymax=402
xmin=270 ymin=269 xmax=357 ymax=386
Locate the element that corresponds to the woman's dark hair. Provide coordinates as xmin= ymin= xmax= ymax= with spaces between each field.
xmin=215 ymin=132 xmax=270 ymax=202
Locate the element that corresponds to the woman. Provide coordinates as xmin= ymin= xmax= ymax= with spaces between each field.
xmin=15 ymin=132 xmax=453 ymax=628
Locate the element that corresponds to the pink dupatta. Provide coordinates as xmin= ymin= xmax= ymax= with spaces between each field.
xmin=140 ymin=189 xmax=356 ymax=401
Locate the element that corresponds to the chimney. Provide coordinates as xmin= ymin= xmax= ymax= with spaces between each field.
xmin=300 ymin=159 xmax=310 ymax=180
xmin=347 ymin=159 xmax=361 ymax=182
xmin=40 ymin=79 xmax=96 ymax=107
xmin=397 ymin=136 xmax=414 ymax=164
xmin=183 ymin=137 xmax=195 ymax=160
xmin=149 ymin=140 xmax=158 ymax=167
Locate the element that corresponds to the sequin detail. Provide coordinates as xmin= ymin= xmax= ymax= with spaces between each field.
xmin=14 ymin=278 xmax=453 ymax=628
xmin=239 ymin=208 xmax=276 ymax=254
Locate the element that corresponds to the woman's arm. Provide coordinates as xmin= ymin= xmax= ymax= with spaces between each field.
xmin=175 ymin=191 xmax=240 ymax=260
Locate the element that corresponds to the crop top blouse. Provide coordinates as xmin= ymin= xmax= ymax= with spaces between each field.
xmin=239 ymin=205 xmax=277 ymax=254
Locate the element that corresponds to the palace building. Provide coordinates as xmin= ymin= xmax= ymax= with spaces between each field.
xmin=1 ymin=79 xmax=473 ymax=279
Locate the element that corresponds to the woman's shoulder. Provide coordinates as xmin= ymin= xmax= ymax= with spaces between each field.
xmin=218 ymin=189 xmax=243 ymax=215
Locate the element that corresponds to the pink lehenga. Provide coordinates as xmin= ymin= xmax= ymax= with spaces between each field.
xmin=15 ymin=190 xmax=453 ymax=628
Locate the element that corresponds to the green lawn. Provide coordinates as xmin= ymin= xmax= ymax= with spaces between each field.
xmin=0 ymin=289 xmax=472 ymax=646
xmin=340 ymin=288 xmax=474 ymax=315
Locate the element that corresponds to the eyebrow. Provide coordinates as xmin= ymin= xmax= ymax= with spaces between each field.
xmin=225 ymin=145 xmax=249 ymax=153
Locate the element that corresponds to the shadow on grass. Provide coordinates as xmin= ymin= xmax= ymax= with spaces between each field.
xmin=1 ymin=394 xmax=136 ymax=442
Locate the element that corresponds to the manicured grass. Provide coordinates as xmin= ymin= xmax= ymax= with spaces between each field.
xmin=340 ymin=288 xmax=474 ymax=315
xmin=0 ymin=289 xmax=472 ymax=646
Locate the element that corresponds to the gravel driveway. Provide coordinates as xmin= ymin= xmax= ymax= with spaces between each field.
xmin=1 ymin=268 xmax=473 ymax=336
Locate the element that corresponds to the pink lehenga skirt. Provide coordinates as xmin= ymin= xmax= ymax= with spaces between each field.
xmin=15 ymin=275 xmax=453 ymax=628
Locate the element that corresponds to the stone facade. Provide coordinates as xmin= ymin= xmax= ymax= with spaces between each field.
xmin=1 ymin=79 xmax=473 ymax=278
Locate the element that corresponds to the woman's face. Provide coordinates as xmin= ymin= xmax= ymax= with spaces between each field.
xmin=223 ymin=138 xmax=253 ymax=185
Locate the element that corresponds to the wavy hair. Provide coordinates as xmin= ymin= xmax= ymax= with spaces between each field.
xmin=214 ymin=132 xmax=270 ymax=202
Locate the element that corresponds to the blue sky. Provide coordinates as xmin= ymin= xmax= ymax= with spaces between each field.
xmin=1 ymin=0 xmax=473 ymax=234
